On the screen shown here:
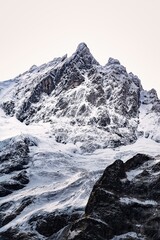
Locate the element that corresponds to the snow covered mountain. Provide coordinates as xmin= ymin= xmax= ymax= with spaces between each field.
xmin=0 ymin=43 xmax=160 ymax=239
xmin=1 ymin=43 xmax=160 ymax=151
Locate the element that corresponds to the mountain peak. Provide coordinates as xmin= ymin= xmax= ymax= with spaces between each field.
xmin=76 ymin=42 xmax=89 ymax=52
xmin=107 ymin=57 xmax=121 ymax=65
xmin=68 ymin=42 xmax=99 ymax=69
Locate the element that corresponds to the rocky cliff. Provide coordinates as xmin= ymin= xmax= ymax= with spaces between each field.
xmin=64 ymin=153 xmax=160 ymax=240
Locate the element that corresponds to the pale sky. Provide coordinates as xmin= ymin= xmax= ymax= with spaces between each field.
xmin=0 ymin=0 xmax=160 ymax=97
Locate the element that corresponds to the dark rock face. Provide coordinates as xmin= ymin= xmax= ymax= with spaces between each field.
xmin=0 ymin=137 xmax=30 ymax=197
xmin=0 ymin=186 xmax=12 ymax=197
xmin=0 ymin=210 xmax=82 ymax=240
xmin=2 ymin=100 xmax=15 ymax=116
xmin=124 ymin=153 xmax=152 ymax=171
xmin=28 ymin=211 xmax=82 ymax=238
xmin=0 ymin=197 xmax=33 ymax=228
xmin=0 ymin=228 xmax=39 ymax=240
xmin=16 ymin=75 xmax=55 ymax=122
xmin=64 ymin=154 xmax=160 ymax=240
xmin=7 ymin=43 xmax=98 ymax=123
xmin=151 ymin=100 xmax=160 ymax=113
xmin=69 ymin=42 xmax=99 ymax=70
xmin=12 ymin=170 xmax=29 ymax=185
xmin=0 ymin=139 xmax=29 ymax=173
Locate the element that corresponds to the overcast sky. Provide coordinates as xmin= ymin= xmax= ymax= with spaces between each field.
xmin=0 ymin=0 xmax=160 ymax=97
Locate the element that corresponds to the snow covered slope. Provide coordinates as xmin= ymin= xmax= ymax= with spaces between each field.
xmin=0 ymin=43 xmax=160 ymax=239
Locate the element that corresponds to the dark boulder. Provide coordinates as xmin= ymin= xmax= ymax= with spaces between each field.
xmin=62 ymin=154 xmax=160 ymax=240
xmin=125 ymin=153 xmax=152 ymax=171
xmin=0 ymin=228 xmax=39 ymax=240
xmin=29 ymin=210 xmax=82 ymax=238
xmin=0 ymin=186 xmax=12 ymax=197
xmin=12 ymin=170 xmax=29 ymax=185
xmin=1 ymin=100 xmax=15 ymax=116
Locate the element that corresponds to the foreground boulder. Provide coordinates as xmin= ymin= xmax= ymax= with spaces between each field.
xmin=65 ymin=153 xmax=160 ymax=240
xmin=1 ymin=153 xmax=160 ymax=240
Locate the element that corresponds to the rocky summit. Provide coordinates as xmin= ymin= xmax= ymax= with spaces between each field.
xmin=0 ymin=43 xmax=160 ymax=239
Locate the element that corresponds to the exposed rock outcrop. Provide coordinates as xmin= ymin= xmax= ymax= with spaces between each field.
xmin=0 ymin=136 xmax=33 ymax=197
xmin=1 ymin=153 xmax=160 ymax=239
xmin=64 ymin=154 xmax=160 ymax=240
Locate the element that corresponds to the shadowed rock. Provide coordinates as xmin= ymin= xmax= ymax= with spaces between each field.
xmin=63 ymin=153 xmax=160 ymax=240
